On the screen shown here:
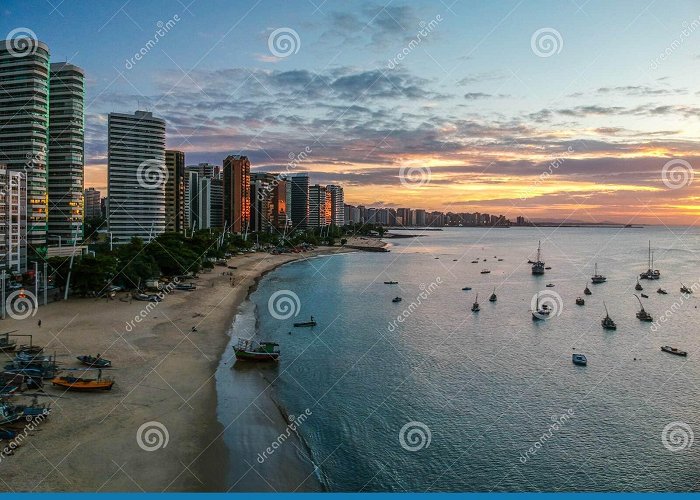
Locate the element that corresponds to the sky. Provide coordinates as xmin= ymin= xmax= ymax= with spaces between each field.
xmin=3 ymin=0 xmax=700 ymax=223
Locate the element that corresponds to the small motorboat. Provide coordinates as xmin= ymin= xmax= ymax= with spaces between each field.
xmin=489 ymin=288 xmax=497 ymax=302
xmin=635 ymin=280 xmax=643 ymax=291
xmin=480 ymin=269 xmax=491 ymax=274
xmin=584 ymin=284 xmax=592 ymax=295
xmin=635 ymin=294 xmax=653 ymax=322
xmin=661 ymin=345 xmax=687 ymax=357
xmin=471 ymin=260 xmax=479 ymax=264
xmin=572 ymin=353 xmax=587 ymax=366
xmin=544 ymin=266 xmax=552 ymax=270
xmin=575 ymin=297 xmax=585 ymax=306
xmin=602 ymin=302 xmax=616 ymax=330
xmin=546 ymin=283 xmax=555 ymax=288
xmin=76 ymin=355 xmax=111 ymax=368
xmin=384 ymin=281 xmax=398 ymax=285
xmin=461 ymin=287 xmax=472 ymax=291
xmin=591 ymin=263 xmax=607 ymax=284
xmin=471 ymin=294 xmax=480 ymax=312
xmin=453 ymin=259 xmax=458 ymax=262
xmin=657 ymin=288 xmax=667 ymax=295
xmin=641 ymin=293 xmax=649 ymax=298
xmin=233 ymin=339 xmax=280 ymax=361
xmin=498 ymin=258 xmax=504 ymax=262
xmin=681 ymin=283 xmax=692 ymax=294
xmin=294 ymin=316 xmax=317 ymax=327
xmin=392 ymin=297 xmax=402 ymax=303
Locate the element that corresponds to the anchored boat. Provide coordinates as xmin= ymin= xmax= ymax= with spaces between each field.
xmin=531 ymin=241 xmax=545 ymax=275
xmin=634 ymin=294 xmax=653 ymax=322
xmin=572 ymin=353 xmax=588 ymax=366
xmin=576 ymin=297 xmax=585 ymax=306
xmin=293 ymin=316 xmax=317 ymax=327
xmin=591 ymin=263 xmax=607 ymax=284
xmin=233 ymin=339 xmax=280 ymax=361
xmin=661 ymin=345 xmax=687 ymax=357
xmin=602 ymin=303 xmax=617 ymax=330
xmin=471 ymin=294 xmax=480 ymax=312
xmin=640 ymin=241 xmax=660 ymax=280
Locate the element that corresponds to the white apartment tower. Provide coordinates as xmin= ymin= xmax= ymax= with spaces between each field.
xmin=107 ymin=111 xmax=166 ymax=244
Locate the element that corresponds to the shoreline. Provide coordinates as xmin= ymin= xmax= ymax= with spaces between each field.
xmin=0 ymin=240 xmax=375 ymax=491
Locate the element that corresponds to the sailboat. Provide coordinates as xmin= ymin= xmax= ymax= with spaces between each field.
xmin=489 ymin=288 xmax=497 ymax=302
xmin=634 ymin=294 xmax=653 ymax=322
xmin=532 ymin=292 xmax=550 ymax=320
xmin=531 ymin=241 xmax=545 ymax=275
xmin=591 ymin=263 xmax=607 ymax=284
xmin=639 ymin=241 xmax=660 ymax=280
xmin=471 ymin=294 xmax=480 ymax=312
xmin=601 ymin=302 xmax=617 ymax=330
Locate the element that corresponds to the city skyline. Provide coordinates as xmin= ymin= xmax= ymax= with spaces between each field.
xmin=2 ymin=1 xmax=700 ymax=223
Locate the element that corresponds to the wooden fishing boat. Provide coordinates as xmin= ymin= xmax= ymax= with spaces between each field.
xmin=661 ymin=345 xmax=687 ymax=357
xmin=51 ymin=373 xmax=114 ymax=392
xmin=635 ymin=279 xmax=643 ymax=291
xmin=681 ymin=283 xmax=692 ymax=294
xmin=480 ymin=269 xmax=491 ymax=274
xmin=293 ymin=316 xmax=316 ymax=327
xmin=575 ymin=297 xmax=585 ymax=306
xmin=591 ymin=263 xmax=607 ymax=284
xmin=392 ymin=297 xmax=402 ymax=303
xmin=635 ymin=294 xmax=653 ymax=322
xmin=531 ymin=241 xmax=545 ymax=275
xmin=572 ymin=353 xmax=587 ymax=366
xmin=584 ymin=284 xmax=592 ymax=295
xmin=489 ymin=288 xmax=497 ymax=302
xmin=76 ymin=355 xmax=112 ymax=368
xmin=0 ymin=331 xmax=17 ymax=353
xmin=384 ymin=281 xmax=398 ymax=285
xmin=602 ymin=303 xmax=617 ymax=330
xmin=657 ymin=288 xmax=667 ymax=295
xmin=641 ymin=293 xmax=649 ymax=298
xmin=233 ymin=339 xmax=280 ymax=361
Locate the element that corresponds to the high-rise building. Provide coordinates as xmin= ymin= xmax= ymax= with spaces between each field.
xmin=210 ymin=178 xmax=224 ymax=229
xmin=308 ymin=184 xmax=328 ymax=227
xmin=415 ymin=209 xmax=426 ymax=227
xmin=270 ymin=177 xmax=288 ymax=231
xmin=165 ymin=150 xmax=185 ymax=233
xmin=0 ymin=39 xmax=50 ymax=259
xmin=187 ymin=163 xmax=219 ymax=179
xmin=223 ymin=155 xmax=250 ymax=233
xmin=289 ymin=174 xmax=309 ymax=230
xmin=326 ymin=185 xmax=345 ymax=226
xmin=48 ymin=62 xmax=84 ymax=246
xmin=0 ymin=166 xmax=27 ymax=273
xmin=107 ymin=111 xmax=166 ymax=244
xmin=84 ymin=187 xmax=101 ymax=220
xmin=250 ymin=172 xmax=275 ymax=233
xmin=185 ymin=170 xmax=201 ymax=230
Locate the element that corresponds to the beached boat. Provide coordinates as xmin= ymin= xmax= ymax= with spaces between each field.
xmin=661 ymin=345 xmax=687 ymax=357
xmin=0 ymin=331 xmax=17 ymax=353
xmin=52 ymin=369 xmax=114 ymax=392
xmin=640 ymin=241 xmax=660 ymax=280
xmin=233 ymin=339 xmax=280 ymax=361
xmin=572 ymin=353 xmax=587 ymax=366
xmin=681 ymin=283 xmax=692 ymax=294
xmin=531 ymin=241 xmax=545 ymax=275
xmin=575 ymin=297 xmax=585 ymax=306
xmin=175 ymin=283 xmax=197 ymax=291
xmin=591 ymin=263 xmax=607 ymax=284
xmin=602 ymin=303 xmax=616 ymax=330
xmin=392 ymin=297 xmax=402 ymax=303
xmin=76 ymin=355 xmax=111 ymax=368
xmin=293 ymin=316 xmax=317 ymax=327
xmin=635 ymin=294 xmax=653 ymax=322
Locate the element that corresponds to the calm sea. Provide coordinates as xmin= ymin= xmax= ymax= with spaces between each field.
xmin=221 ymin=226 xmax=700 ymax=491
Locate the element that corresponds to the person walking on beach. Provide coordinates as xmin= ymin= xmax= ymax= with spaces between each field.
xmin=37 ymin=319 xmax=41 ymax=327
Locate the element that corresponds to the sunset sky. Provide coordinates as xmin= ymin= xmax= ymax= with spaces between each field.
xmin=3 ymin=0 xmax=700 ymax=223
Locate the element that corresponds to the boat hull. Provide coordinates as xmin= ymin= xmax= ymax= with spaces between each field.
xmin=51 ymin=378 xmax=114 ymax=391
xmin=233 ymin=349 xmax=279 ymax=361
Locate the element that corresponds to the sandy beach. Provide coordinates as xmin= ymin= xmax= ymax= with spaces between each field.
xmin=0 ymin=238 xmax=383 ymax=492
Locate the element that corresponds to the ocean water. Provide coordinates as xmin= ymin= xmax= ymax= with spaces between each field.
xmin=226 ymin=227 xmax=700 ymax=491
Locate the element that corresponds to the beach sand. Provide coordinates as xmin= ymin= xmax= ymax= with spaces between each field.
xmin=0 ymin=238 xmax=382 ymax=492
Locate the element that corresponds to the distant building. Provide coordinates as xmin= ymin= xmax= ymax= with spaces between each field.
xmin=223 ymin=155 xmax=251 ymax=233
xmin=250 ymin=172 xmax=275 ymax=233
xmin=165 ymin=150 xmax=185 ymax=233
xmin=107 ymin=111 xmax=166 ymax=244
xmin=289 ymin=174 xmax=309 ymax=230
xmin=84 ymin=188 xmax=102 ymax=220
xmin=415 ymin=209 xmax=426 ymax=227
xmin=0 ymin=167 xmax=27 ymax=273
xmin=308 ymin=184 xmax=328 ymax=227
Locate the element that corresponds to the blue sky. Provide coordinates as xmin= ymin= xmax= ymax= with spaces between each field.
xmin=2 ymin=0 xmax=700 ymax=222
